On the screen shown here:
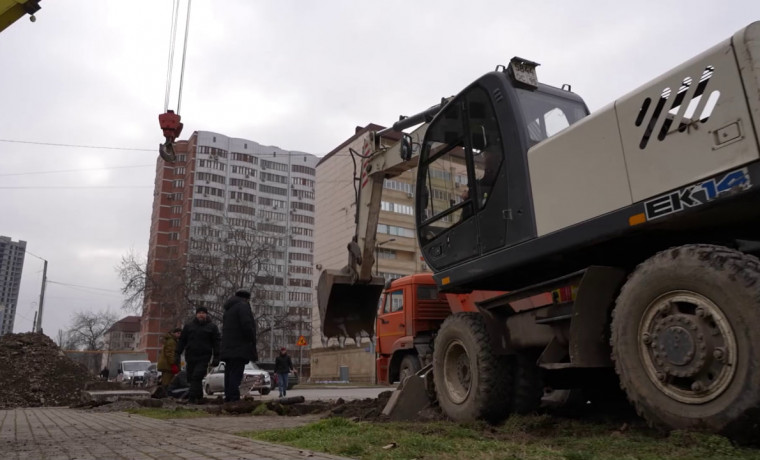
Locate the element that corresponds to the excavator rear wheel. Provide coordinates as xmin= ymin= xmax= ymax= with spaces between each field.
xmin=612 ymin=244 xmax=760 ymax=441
xmin=433 ymin=312 xmax=511 ymax=423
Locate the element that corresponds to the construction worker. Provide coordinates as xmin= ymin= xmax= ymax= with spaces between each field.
xmin=157 ymin=327 xmax=182 ymax=387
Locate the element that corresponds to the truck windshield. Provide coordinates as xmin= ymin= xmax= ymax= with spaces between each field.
xmin=122 ymin=361 xmax=151 ymax=372
xmin=515 ymin=88 xmax=588 ymax=145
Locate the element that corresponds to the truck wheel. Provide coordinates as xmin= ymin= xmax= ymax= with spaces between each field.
xmin=433 ymin=312 xmax=511 ymax=423
xmin=399 ymin=355 xmax=421 ymax=383
xmin=611 ymin=244 xmax=760 ymax=439
xmin=512 ymin=351 xmax=544 ymax=414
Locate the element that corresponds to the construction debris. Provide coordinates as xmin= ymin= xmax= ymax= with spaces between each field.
xmin=0 ymin=332 xmax=93 ymax=408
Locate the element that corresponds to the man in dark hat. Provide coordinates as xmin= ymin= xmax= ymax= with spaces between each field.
xmin=175 ymin=306 xmax=221 ymax=403
xmin=220 ymin=289 xmax=258 ymax=402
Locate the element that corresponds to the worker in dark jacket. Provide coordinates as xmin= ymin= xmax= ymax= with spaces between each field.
xmin=274 ymin=347 xmax=294 ymax=398
xmin=220 ymin=289 xmax=258 ymax=402
xmin=175 ymin=306 xmax=221 ymax=403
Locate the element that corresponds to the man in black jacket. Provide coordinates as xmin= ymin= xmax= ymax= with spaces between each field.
xmin=175 ymin=306 xmax=221 ymax=403
xmin=220 ymin=290 xmax=258 ymax=402
xmin=275 ymin=347 xmax=294 ymax=398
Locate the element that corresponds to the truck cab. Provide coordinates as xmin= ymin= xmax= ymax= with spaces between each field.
xmin=376 ymin=274 xmax=450 ymax=384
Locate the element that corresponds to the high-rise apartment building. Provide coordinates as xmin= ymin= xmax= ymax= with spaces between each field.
xmin=311 ymin=125 xmax=428 ymax=382
xmin=0 ymin=236 xmax=26 ymax=336
xmin=139 ymin=131 xmax=318 ymax=365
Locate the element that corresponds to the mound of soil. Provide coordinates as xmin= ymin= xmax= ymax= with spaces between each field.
xmin=0 ymin=332 xmax=93 ymax=408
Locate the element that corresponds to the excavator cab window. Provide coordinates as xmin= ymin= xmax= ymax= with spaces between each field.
xmin=516 ymin=88 xmax=588 ymax=144
xmin=418 ymin=86 xmax=503 ymax=244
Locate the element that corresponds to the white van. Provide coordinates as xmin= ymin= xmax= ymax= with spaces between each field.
xmin=117 ymin=360 xmax=153 ymax=385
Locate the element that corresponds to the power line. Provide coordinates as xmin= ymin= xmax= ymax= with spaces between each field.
xmin=0 ymin=164 xmax=154 ymax=177
xmin=0 ymin=185 xmax=151 ymax=190
xmin=47 ymin=281 xmax=120 ymax=292
xmin=0 ymin=139 xmax=154 ymax=152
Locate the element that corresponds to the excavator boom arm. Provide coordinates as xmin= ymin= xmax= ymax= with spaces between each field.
xmin=317 ymin=105 xmax=442 ymax=344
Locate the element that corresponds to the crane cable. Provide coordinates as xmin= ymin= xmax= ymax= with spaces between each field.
xmin=163 ymin=0 xmax=192 ymax=114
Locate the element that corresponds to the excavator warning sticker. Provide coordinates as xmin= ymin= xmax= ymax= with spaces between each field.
xmin=644 ymin=168 xmax=751 ymax=221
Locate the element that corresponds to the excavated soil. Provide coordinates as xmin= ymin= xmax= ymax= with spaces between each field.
xmin=0 ymin=332 xmax=94 ymax=408
xmin=79 ymin=389 xmax=446 ymax=422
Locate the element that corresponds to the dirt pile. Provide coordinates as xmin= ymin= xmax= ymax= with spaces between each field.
xmin=0 ymin=332 xmax=93 ymax=408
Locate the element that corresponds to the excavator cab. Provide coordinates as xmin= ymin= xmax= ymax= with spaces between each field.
xmin=416 ymin=59 xmax=588 ymax=287
xmin=318 ymin=59 xmax=588 ymax=343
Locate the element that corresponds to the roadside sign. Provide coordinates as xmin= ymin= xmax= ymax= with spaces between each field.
xmin=296 ymin=335 xmax=307 ymax=346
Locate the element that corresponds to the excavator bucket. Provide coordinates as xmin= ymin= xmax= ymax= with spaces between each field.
xmin=317 ymin=269 xmax=385 ymax=343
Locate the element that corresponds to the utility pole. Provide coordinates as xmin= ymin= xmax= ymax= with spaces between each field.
xmin=34 ymin=259 xmax=48 ymax=333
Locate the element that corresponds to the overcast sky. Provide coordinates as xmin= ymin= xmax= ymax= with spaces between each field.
xmin=1 ymin=1 xmax=758 ymax=338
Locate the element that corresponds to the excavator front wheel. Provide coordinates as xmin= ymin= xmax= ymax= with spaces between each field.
xmin=433 ymin=312 xmax=511 ymax=423
xmin=612 ymin=244 xmax=760 ymax=441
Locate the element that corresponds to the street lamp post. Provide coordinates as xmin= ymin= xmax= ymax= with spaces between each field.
xmin=374 ymin=238 xmax=396 ymax=276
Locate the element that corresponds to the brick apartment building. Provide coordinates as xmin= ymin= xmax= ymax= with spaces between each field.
xmin=139 ymin=131 xmax=317 ymax=366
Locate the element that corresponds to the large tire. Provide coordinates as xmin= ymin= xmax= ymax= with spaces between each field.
xmin=433 ymin=312 xmax=511 ymax=423
xmin=611 ymin=244 xmax=760 ymax=439
xmin=512 ymin=351 xmax=544 ymax=414
xmin=399 ymin=354 xmax=421 ymax=383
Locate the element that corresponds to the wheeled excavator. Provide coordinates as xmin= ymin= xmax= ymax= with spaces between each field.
xmin=319 ymin=21 xmax=760 ymax=439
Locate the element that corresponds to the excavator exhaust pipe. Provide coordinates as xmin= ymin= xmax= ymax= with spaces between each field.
xmin=317 ymin=269 xmax=386 ymax=345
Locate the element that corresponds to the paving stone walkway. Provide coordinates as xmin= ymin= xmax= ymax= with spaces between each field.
xmin=0 ymin=407 xmax=352 ymax=460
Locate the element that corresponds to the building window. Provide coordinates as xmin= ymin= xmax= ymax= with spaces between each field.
xmin=261 ymin=159 xmax=288 ymax=172
xmin=292 ymin=164 xmax=315 ymax=175
xmin=377 ymin=224 xmax=415 ymax=238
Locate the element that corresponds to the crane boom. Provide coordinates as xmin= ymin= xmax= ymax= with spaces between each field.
xmin=0 ymin=0 xmax=40 ymax=33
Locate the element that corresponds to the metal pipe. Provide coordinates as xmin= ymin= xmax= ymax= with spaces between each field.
xmin=376 ymin=102 xmax=445 ymax=137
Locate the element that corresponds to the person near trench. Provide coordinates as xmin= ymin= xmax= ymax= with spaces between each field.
xmin=175 ymin=306 xmax=221 ymax=404
xmin=220 ymin=289 xmax=258 ymax=403
xmin=274 ymin=347 xmax=295 ymax=398
xmin=157 ymin=327 xmax=182 ymax=387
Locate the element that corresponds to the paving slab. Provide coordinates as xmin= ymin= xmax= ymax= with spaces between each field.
xmin=0 ymin=407 xmax=352 ymax=460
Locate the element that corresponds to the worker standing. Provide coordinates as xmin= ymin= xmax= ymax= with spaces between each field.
xmin=175 ymin=307 xmax=221 ymax=404
xmin=274 ymin=347 xmax=294 ymax=398
xmin=220 ymin=290 xmax=258 ymax=402
xmin=157 ymin=327 xmax=182 ymax=387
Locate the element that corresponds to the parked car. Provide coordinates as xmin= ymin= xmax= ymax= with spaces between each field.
xmin=257 ymin=361 xmax=299 ymax=390
xmin=117 ymin=360 xmax=153 ymax=386
xmin=202 ymin=361 xmax=271 ymax=396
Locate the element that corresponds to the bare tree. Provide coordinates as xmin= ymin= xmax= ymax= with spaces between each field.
xmin=65 ymin=309 xmax=119 ymax=351
xmin=117 ymin=218 xmax=301 ymax=355
xmin=118 ymin=251 xmax=189 ymax=327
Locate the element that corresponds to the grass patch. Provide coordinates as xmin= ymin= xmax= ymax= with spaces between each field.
xmin=125 ymin=407 xmax=210 ymax=420
xmin=242 ymin=416 xmax=760 ymax=460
